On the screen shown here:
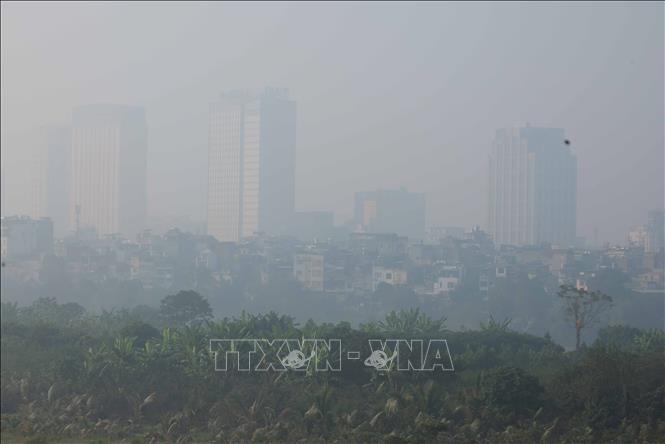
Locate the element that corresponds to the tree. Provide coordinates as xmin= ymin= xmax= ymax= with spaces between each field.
xmin=0 ymin=301 xmax=19 ymax=324
xmin=557 ymin=285 xmax=613 ymax=350
xmin=373 ymin=308 xmax=446 ymax=336
xmin=595 ymin=325 xmax=642 ymax=351
xmin=159 ymin=290 xmax=212 ymax=326
xmin=19 ymin=297 xmax=85 ymax=325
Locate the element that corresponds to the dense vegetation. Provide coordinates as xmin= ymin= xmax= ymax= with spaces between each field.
xmin=1 ymin=294 xmax=664 ymax=443
xmin=4 ymin=260 xmax=662 ymax=351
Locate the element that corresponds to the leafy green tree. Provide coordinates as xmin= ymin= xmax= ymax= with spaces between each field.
xmin=595 ymin=325 xmax=642 ymax=351
xmin=557 ymin=285 xmax=613 ymax=350
xmin=19 ymin=297 xmax=85 ymax=325
xmin=362 ymin=308 xmax=446 ymax=336
xmin=0 ymin=301 xmax=19 ymax=323
xmin=159 ymin=290 xmax=212 ymax=326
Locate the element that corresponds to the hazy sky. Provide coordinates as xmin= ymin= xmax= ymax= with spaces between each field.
xmin=1 ymin=2 xmax=663 ymax=243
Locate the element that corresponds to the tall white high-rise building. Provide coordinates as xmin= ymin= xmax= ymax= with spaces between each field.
xmin=207 ymin=88 xmax=296 ymax=242
xmin=488 ymin=126 xmax=577 ymax=247
xmin=70 ymin=104 xmax=147 ymax=238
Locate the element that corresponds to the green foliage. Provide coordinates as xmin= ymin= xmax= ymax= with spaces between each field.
xmin=159 ymin=290 xmax=212 ymax=326
xmin=361 ymin=308 xmax=446 ymax=336
xmin=1 ymin=300 xmax=663 ymax=443
xmin=15 ymin=297 xmax=86 ymax=326
xmin=480 ymin=315 xmax=512 ymax=332
xmin=480 ymin=366 xmax=544 ymax=417
xmin=0 ymin=301 xmax=19 ymax=324
xmin=596 ymin=324 xmax=643 ymax=350
xmin=634 ymin=328 xmax=665 ymax=353
xmin=118 ymin=321 xmax=160 ymax=346
xmin=557 ymin=285 xmax=613 ymax=349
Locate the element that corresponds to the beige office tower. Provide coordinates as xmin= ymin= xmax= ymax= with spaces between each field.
xmin=488 ymin=126 xmax=577 ymax=247
xmin=207 ymin=88 xmax=296 ymax=242
xmin=70 ymin=104 xmax=147 ymax=239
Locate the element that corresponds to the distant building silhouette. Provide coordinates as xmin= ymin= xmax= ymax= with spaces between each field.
xmin=354 ymin=188 xmax=426 ymax=240
xmin=488 ymin=126 xmax=577 ymax=247
xmin=646 ymin=209 xmax=664 ymax=253
xmin=29 ymin=126 xmax=70 ymax=237
xmin=0 ymin=150 xmax=6 ymax=218
xmin=70 ymin=104 xmax=147 ymax=238
xmin=426 ymin=226 xmax=466 ymax=243
xmin=293 ymin=253 xmax=324 ymax=292
xmin=288 ymin=211 xmax=335 ymax=241
xmin=207 ymin=88 xmax=296 ymax=242
xmin=1 ymin=215 xmax=53 ymax=260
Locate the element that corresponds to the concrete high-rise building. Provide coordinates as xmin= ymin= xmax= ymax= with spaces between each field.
xmin=354 ymin=188 xmax=426 ymax=240
xmin=0 ymin=158 xmax=6 ymax=218
xmin=1 ymin=216 xmax=53 ymax=260
xmin=488 ymin=126 xmax=577 ymax=247
xmin=293 ymin=253 xmax=324 ymax=292
xmin=646 ymin=209 xmax=664 ymax=253
xmin=70 ymin=104 xmax=147 ymax=239
xmin=28 ymin=126 xmax=71 ymax=237
xmin=628 ymin=225 xmax=648 ymax=249
xmin=207 ymin=88 xmax=296 ymax=242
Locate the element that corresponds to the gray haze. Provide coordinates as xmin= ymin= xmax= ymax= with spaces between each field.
xmin=1 ymin=1 xmax=663 ymax=243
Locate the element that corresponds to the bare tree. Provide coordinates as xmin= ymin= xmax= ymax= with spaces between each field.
xmin=557 ymin=285 xmax=613 ymax=350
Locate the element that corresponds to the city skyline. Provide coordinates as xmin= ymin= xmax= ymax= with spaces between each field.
xmin=0 ymin=97 xmax=658 ymax=249
xmin=1 ymin=3 xmax=663 ymax=244
xmin=0 ymin=102 xmax=657 ymax=248
xmin=1 ymin=4 xmax=663 ymax=443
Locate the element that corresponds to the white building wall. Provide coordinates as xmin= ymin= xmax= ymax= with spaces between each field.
xmin=208 ymin=100 xmax=245 ymax=242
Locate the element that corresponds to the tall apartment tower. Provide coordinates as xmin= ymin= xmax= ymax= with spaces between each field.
xmin=29 ymin=126 xmax=71 ymax=237
xmin=646 ymin=209 xmax=664 ymax=253
xmin=70 ymin=104 xmax=147 ymax=239
xmin=207 ymin=88 xmax=296 ymax=242
xmin=488 ymin=126 xmax=577 ymax=247
xmin=0 ymin=151 xmax=6 ymax=218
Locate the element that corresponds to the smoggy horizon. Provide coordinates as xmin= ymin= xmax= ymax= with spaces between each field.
xmin=2 ymin=2 xmax=663 ymax=244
